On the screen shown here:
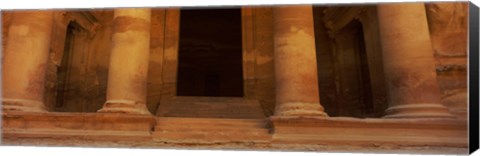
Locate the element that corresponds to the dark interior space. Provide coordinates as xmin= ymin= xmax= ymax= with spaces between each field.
xmin=56 ymin=23 xmax=76 ymax=109
xmin=56 ymin=22 xmax=83 ymax=111
xmin=313 ymin=7 xmax=376 ymax=118
xmin=176 ymin=8 xmax=244 ymax=97
xmin=55 ymin=21 xmax=90 ymax=112
xmin=355 ymin=21 xmax=374 ymax=115
xmin=333 ymin=19 xmax=374 ymax=117
xmin=312 ymin=6 xmax=340 ymax=116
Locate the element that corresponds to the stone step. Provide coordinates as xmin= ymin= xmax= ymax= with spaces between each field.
xmin=155 ymin=125 xmax=270 ymax=135
xmin=161 ymin=102 xmax=261 ymax=110
xmin=153 ymin=117 xmax=272 ymax=144
xmin=168 ymin=96 xmax=257 ymax=103
xmin=156 ymin=96 xmax=265 ymax=118
xmin=153 ymin=131 xmax=271 ymax=143
xmin=156 ymin=117 xmax=269 ymax=128
xmin=156 ymin=127 xmax=269 ymax=134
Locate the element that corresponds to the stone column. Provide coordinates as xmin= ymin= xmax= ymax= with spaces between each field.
xmin=377 ymin=3 xmax=454 ymax=118
xmin=98 ymin=8 xmax=151 ymax=115
xmin=273 ymin=5 xmax=328 ymax=116
xmin=2 ymin=11 xmax=53 ymax=112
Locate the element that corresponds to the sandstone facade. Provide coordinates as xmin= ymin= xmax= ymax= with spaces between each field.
xmin=1 ymin=2 xmax=470 ymax=154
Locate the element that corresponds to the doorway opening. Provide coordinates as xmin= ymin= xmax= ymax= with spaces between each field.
xmin=176 ymin=8 xmax=244 ymax=97
xmin=55 ymin=22 xmax=87 ymax=112
xmin=333 ymin=19 xmax=374 ymax=117
xmin=56 ymin=23 xmax=76 ymax=109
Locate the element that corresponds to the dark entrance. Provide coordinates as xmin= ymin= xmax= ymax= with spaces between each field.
xmin=55 ymin=22 xmax=88 ymax=112
xmin=332 ymin=20 xmax=374 ymax=117
xmin=313 ymin=9 xmax=379 ymax=118
xmin=56 ymin=23 xmax=77 ymax=109
xmin=176 ymin=8 xmax=244 ymax=97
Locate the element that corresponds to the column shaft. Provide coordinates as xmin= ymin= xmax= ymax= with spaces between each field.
xmin=377 ymin=3 xmax=453 ymax=118
xmin=273 ymin=5 xmax=327 ymax=116
xmin=2 ymin=11 xmax=53 ymax=112
xmin=98 ymin=8 xmax=151 ymax=115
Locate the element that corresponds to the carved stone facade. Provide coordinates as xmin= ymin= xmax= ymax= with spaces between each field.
xmin=1 ymin=2 xmax=469 ymax=154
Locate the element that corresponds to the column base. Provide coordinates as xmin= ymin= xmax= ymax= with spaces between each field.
xmin=98 ymin=100 xmax=152 ymax=115
xmin=2 ymin=98 xmax=47 ymax=112
xmin=384 ymin=103 xmax=455 ymax=119
xmin=275 ymin=102 xmax=328 ymax=117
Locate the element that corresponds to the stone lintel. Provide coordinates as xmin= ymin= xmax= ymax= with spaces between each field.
xmin=270 ymin=116 xmax=467 ymax=148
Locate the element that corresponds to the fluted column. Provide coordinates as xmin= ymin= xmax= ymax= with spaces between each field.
xmin=2 ymin=11 xmax=53 ymax=112
xmin=273 ymin=5 xmax=328 ymax=116
xmin=98 ymin=8 xmax=151 ymax=115
xmin=377 ymin=3 xmax=454 ymax=118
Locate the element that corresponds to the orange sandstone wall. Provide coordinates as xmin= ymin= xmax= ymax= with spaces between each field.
xmin=426 ymin=2 xmax=468 ymax=119
xmin=242 ymin=7 xmax=276 ymax=116
xmin=147 ymin=8 xmax=167 ymax=113
xmin=1 ymin=12 xmax=13 ymax=60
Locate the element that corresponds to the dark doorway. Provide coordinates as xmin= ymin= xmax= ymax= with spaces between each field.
xmin=56 ymin=23 xmax=76 ymax=109
xmin=333 ymin=20 xmax=374 ymax=117
xmin=176 ymin=8 xmax=244 ymax=97
xmin=56 ymin=22 xmax=87 ymax=111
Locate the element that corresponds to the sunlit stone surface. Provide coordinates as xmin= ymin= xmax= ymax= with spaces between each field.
xmin=0 ymin=2 xmax=470 ymax=154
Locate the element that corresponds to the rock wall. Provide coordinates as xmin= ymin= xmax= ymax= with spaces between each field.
xmin=147 ymin=8 xmax=167 ymax=113
xmin=426 ymin=2 xmax=468 ymax=119
xmin=1 ymin=11 xmax=13 ymax=61
xmin=242 ymin=7 xmax=276 ymax=116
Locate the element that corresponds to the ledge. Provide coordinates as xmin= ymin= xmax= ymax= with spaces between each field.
xmin=2 ymin=112 xmax=156 ymax=141
xmin=270 ymin=116 xmax=468 ymax=148
xmin=1 ymin=112 xmax=469 ymax=154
